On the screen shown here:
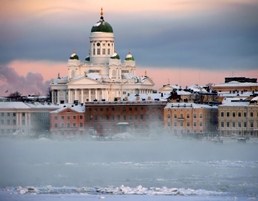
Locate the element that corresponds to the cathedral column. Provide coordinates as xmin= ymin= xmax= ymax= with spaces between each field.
xmin=95 ymin=89 xmax=98 ymax=100
xmin=101 ymin=89 xmax=104 ymax=100
xmin=75 ymin=89 xmax=78 ymax=101
xmin=51 ymin=90 xmax=54 ymax=103
xmin=57 ymin=90 xmax=60 ymax=104
xmin=68 ymin=89 xmax=71 ymax=103
xmin=81 ymin=89 xmax=84 ymax=103
xmin=88 ymin=89 xmax=91 ymax=102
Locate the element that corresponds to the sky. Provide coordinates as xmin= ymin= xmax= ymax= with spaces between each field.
xmin=0 ymin=0 xmax=258 ymax=96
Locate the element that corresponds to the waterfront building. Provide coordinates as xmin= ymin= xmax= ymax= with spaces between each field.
xmin=49 ymin=104 xmax=85 ymax=137
xmin=164 ymin=103 xmax=218 ymax=136
xmin=50 ymin=8 xmax=155 ymax=104
xmin=84 ymin=94 xmax=167 ymax=136
xmin=0 ymin=102 xmax=59 ymax=137
xmin=218 ymin=97 xmax=258 ymax=137
xmin=212 ymin=77 xmax=258 ymax=92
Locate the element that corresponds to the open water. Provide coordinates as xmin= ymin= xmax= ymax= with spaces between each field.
xmin=0 ymin=137 xmax=257 ymax=201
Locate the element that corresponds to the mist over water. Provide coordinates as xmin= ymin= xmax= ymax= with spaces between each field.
xmin=0 ymin=137 xmax=258 ymax=197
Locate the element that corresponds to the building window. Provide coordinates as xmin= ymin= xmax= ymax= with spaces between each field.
xmin=232 ymin=122 xmax=235 ymax=127
xmin=200 ymin=113 xmax=202 ymax=118
xmin=244 ymin=122 xmax=247 ymax=127
xmin=73 ymin=123 xmax=76 ymax=127
xmin=244 ymin=112 xmax=247 ymax=117
xmin=250 ymin=122 xmax=253 ymax=127
xmin=93 ymin=49 xmax=95 ymax=55
xmin=187 ymin=122 xmax=190 ymax=126
xmin=123 ymin=115 xmax=126 ymax=120
xmin=146 ymin=114 xmax=149 ymax=120
xmin=194 ymin=122 xmax=196 ymax=127
xmin=62 ymin=116 xmax=64 ymax=120
xmin=55 ymin=116 xmax=58 ymax=120
xmin=117 ymin=115 xmax=120 ymax=120
xmin=80 ymin=115 xmax=83 ymax=119
xmin=135 ymin=115 xmax=138 ymax=120
xmin=22 ymin=120 xmax=25 ymax=125
xmin=168 ymin=122 xmax=170 ymax=126
xmin=7 ymin=120 xmax=10 ymax=125
xmin=97 ymin=48 xmax=100 ymax=55
xmin=227 ymin=112 xmax=230 ymax=117
xmin=67 ymin=123 xmax=70 ymax=128
xmin=187 ymin=113 xmax=190 ymax=118
xmin=167 ymin=114 xmax=170 ymax=118
xmin=227 ymin=122 xmax=230 ymax=127
xmin=112 ymin=115 xmax=114 ymax=120
xmin=108 ymin=49 xmax=110 ymax=54
xmin=232 ymin=112 xmax=235 ymax=117
xmin=13 ymin=120 xmax=16 ymax=125
xmin=73 ymin=116 xmax=76 ymax=119
xmin=13 ymin=113 xmax=16 ymax=117
xmin=180 ymin=121 xmax=183 ymax=126
xmin=221 ymin=122 xmax=224 ymax=127
xmin=140 ymin=114 xmax=143 ymax=120
xmin=80 ymin=123 xmax=83 ymax=127
xmin=194 ymin=113 xmax=196 ymax=118
xmin=250 ymin=112 xmax=253 ymax=117
xmin=55 ymin=123 xmax=58 ymax=128
xmin=200 ymin=122 xmax=202 ymax=126
xmin=106 ymin=115 xmax=109 ymax=120
xmin=174 ymin=114 xmax=177 ymax=118
xmin=238 ymin=112 xmax=241 ymax=117
xmin=94 ymin=115 xmax=98 ymax=121
xmin=102 ymin=49 xmax=105 ymax=55
xmin=67 ymin=116 xmax=70 ymax=120
xmin=129 ymin=115 xmax=132 ymax=120
xmin=220 ymin=112 xmax=224 ymax=117
xmin=238 ymin=122 xmax=241 ymax=127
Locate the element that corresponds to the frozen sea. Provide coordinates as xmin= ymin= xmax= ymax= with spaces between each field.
xmin=0 ymin=136 xmax=258 ymax=201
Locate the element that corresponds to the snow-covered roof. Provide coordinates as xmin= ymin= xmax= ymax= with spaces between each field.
xmin=50 ymin=104 xmax=85 ymax=114
xmin=122 ymin=93 xmax=170 ymax=102
xmin=122 ymin=73 xmax=138 ymax=80
xmin=0 ymin=102 xmax=60 ymax=110
xmin=214 ymin=81 xmax=258 ymax=87
xmin=217 ymin=91 xmax=253 ymax=97
xmin=188 ymin=84 xmax=208 ymax=93
xmin=219 ymin=97 xmax=251 ymax=106
xmin=165 ymin=102 xmax=218 ymax=109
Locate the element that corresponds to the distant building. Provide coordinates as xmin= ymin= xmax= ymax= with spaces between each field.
xmin=218 ymin=97 xmax=258 ymax=137
xmin=164 ymin=103 xmax=218 ymax=136
xmin=0 ymin=102 xmax=59 ymax=137
xmin=212 ymin=77 xmax=258 ymax=92
xmin=85 ymin=99 xmax=166 ymax=136
xmin=49 ymin=104 xmax=85 ymax=137
xmin=50 ymin=8 xmax=154 ymax=104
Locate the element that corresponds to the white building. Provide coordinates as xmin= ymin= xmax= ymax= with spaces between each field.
xmin=0 ymin=102 xmax=60 ymax=136
xmin=50 ymin=8 xmax=155 ymax=104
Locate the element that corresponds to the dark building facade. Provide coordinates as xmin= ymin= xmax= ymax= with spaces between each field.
xmin=85 ymin=101 xmax=167 ymax=136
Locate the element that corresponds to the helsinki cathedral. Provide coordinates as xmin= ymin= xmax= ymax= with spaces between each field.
xmin=50 ymin=8 xmax=155 ymax=104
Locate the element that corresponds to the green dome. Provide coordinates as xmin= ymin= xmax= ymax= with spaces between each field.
xmin=110 ymin=52 xmax=120 ymax=60
xmin=85 ymin=56 xmax=90 ymax=61
xmin=70 ymin=52 xmax=79 ymax=60
xmin=91 ymin=17 xmax=113 ymax=33
xmin=125 ymin=52 xmax=134 ymax=61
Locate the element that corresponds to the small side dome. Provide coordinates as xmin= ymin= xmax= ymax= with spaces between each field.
xmin=110 ymin=49 xmax=120 ymax=60
xmin=70 ymin=50 xmax=79 ymax=60
xmin=125 ymin=50 xmax=134 ymax=61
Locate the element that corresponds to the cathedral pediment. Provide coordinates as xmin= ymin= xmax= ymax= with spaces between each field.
xmin=141 ymin=77 xmax=155 ymax=86
xmin=68 ymin=76 xmax=101 ymax=85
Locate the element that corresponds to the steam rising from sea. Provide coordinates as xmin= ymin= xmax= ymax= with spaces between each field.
xmin=0 ymin=137 xmax=258 ymax=198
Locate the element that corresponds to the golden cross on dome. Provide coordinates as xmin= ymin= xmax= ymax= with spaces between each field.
xmin=100 ymin=8 xmax=103 ymax=17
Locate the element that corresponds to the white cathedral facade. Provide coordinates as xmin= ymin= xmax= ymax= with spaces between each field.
xmin=50 ymin=9 xmax=155 ymax=104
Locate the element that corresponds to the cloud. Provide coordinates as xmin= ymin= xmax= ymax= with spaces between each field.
xmin=0 ymin=60 xmax=67 ymax=96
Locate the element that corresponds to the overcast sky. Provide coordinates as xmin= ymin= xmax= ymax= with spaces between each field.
xmin=0 ymin=0 xmax=258 ymax=95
